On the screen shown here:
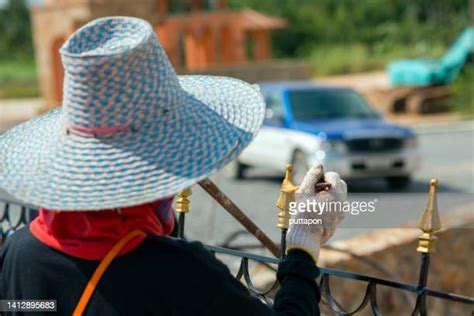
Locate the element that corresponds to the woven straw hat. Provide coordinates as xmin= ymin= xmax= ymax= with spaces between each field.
xmin=0 ymin=17 xmax=265 ymax=210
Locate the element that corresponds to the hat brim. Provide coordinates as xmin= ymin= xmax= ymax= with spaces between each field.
xmin=0 ymin=76 xmax=265 ymax=210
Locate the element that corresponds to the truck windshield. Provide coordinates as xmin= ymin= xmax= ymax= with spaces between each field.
xmin=288 ymin=89 xmax=378 ymax=120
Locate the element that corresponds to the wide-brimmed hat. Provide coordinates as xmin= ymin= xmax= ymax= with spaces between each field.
xmin=0 ymin=17 xmax=265 ymax=210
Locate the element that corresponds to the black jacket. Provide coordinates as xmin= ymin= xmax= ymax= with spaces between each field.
xmin=0 ymin=226 xmax=320 ymax=315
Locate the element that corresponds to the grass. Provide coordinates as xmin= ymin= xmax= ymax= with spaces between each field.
xmin=450 ymin=65 xmax=474 ymax=116
xmin=309 ymin=43 xmax=446 ymax=77
xmin=0 ymin=58 xmax=39 ymax=98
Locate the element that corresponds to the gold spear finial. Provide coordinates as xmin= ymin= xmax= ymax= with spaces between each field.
xmin=276 ymin=164 xmax=299 ymax=230
xmin=176 ymin=188 xmax=192 ymax=213
xmin=417 ymin=179 xmax=442 ymax=253
xmin=281 ymin=165 xmax=299 ymax=193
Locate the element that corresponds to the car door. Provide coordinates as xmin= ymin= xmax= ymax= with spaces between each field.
xmin=239 ymin=91 xmax=292 ymax=170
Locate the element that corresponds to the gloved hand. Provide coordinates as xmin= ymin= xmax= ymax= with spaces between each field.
xmin=286 ymin=164 xmax=347 ymax=263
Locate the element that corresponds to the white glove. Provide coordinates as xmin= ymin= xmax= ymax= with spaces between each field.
xmin=286 ymin=164 xmax=347 ymax=263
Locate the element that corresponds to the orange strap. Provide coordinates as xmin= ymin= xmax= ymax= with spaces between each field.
xmin=73 ymin=229 xmax=146 ymax=316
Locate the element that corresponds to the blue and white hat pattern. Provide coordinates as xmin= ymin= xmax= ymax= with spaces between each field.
xmin=0 ymin=17 xmax=265 ymax=210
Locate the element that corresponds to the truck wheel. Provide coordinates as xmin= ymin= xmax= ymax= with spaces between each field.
xmin=235 ymin=162 xmax=248 ymax=180
xmin=386 ymin=176 xmax=411 ymax=190
xmin=291 ymin=150 xmax=309 ymax=184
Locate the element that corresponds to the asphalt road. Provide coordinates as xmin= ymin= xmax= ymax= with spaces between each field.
xmin=184 ymin=121 xmax=474 ymax=245
xmin=1 ymin=121 xmax=473 ymax=249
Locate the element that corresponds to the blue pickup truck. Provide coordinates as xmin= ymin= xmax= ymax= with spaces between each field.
xmin=237 ymin=82 xmax=420 ymax=188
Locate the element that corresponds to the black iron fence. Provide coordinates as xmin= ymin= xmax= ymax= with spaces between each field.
xmin=0 ymin=199 xmax=36 ymax=241
xmin=1 ymin=174 xmax=473 ymax=315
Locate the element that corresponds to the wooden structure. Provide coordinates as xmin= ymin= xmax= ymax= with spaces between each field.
xmin=31 ymin=0 xmax=286 ymax=109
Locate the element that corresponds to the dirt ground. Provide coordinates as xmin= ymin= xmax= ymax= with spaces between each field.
xmin=316 ymin=71 xmax=389 ymax=91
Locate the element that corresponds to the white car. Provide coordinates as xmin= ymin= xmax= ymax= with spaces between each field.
xmin=237 ymin=82 xmax=420 ymax=188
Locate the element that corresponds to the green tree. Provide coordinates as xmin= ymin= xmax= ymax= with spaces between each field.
xmin=229 ymin=0 xmax=469 ymax=58
xmin=0 ymin=0 xmax=33 ymax=59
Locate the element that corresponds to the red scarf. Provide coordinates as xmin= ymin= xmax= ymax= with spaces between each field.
xmin=30 ymin=198 xmax=175 ymax=260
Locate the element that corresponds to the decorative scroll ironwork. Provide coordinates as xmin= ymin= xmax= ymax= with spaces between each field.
xmin=0 ymin=198 xmax=36 ymax=243
xmin=1 ymin=175 xmax=473 ymax=315
xmin=173 ymin=174 xmax=474 ymax=315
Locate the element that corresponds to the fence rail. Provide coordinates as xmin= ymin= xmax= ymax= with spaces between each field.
xmin=1 ymin=171 xmax=473 ymax=315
